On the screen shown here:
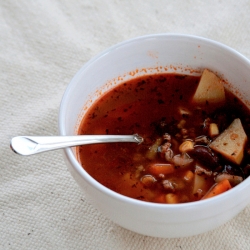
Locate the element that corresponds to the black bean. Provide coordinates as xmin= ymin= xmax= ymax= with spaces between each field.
xmin=188 ymin=145 xmax=219 ymax=170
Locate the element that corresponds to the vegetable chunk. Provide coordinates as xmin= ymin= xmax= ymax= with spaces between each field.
xmin=192 ymin=69 xmax=225 ymax=105
xmin=209 ymin=118 xmax=247 ymax=164
xmin=202 ymin=179 xmax=232 ymax=200
xmin=148 ymin=164 xmax=175 ymax=175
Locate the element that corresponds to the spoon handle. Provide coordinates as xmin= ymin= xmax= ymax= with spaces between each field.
xmin=10 ymin=134 xmax=143 ymax=156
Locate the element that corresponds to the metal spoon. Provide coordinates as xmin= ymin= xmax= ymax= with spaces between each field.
xmin=10 ymin=134 xmax=144 ymax=156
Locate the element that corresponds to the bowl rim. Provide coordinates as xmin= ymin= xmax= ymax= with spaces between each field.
xmin=59 ymin=33 xmax=250 ymax=211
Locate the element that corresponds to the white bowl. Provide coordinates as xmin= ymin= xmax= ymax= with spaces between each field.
xmin=59 ymin=34 xmax=250 ymax=238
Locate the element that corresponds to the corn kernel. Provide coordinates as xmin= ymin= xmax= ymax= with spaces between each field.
xmin=209 ymin=123 xmax=219 ymax=138
xmin=179 ymin=140 xmax=194 ymax=153
xmin=183 ymin=170 xmax=194 ymax=182
xmin=140 ymin=175 xmax=156 ymax=187
xmin=165 ymin=193 xmax=179 ymax=204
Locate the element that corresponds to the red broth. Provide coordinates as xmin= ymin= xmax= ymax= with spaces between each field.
xmin=77 ymin=73 xmax=250 ymax=203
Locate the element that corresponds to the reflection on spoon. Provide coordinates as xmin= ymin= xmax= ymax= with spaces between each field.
xmin=10 ymin=134 xmax=144 ymax=156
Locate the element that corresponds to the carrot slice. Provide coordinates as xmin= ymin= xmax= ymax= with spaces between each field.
xmin=202 ymin=179 xmax=232 ymax=200
xmin=148 ymin=164 xmax=175 ymax=175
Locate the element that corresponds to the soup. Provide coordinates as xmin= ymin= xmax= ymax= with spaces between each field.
xmin=77 ymin=70 xmax=250 ymax=203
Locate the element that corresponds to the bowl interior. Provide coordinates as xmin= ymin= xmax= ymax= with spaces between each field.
xmin=60 ymin=33 xmax=250 ymax=202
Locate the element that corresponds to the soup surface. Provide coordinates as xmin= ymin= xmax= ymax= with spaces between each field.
xmin=77 ymin=72 xmax=250 ymax=203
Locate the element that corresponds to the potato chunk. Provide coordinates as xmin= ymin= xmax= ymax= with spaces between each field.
xmin=209 ymin=119 xmax=247 ymax=165
xmin=192 ymin=69 xmax=225 ymax=105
